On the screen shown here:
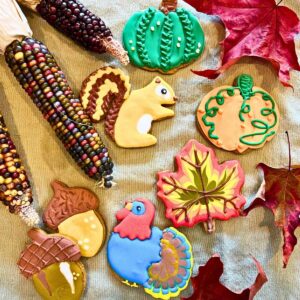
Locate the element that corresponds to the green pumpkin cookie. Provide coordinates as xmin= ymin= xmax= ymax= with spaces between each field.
xmin=123 ymin=0 xmax=205 ymax=73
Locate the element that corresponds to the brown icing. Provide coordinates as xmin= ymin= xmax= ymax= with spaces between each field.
xmin=37 ymin=270 xmax=52 ymax=296
xmin=18 ymin=229 xmax=81 ymax=278
xmin=43 ymin=181 xmax=99 ymax=230
xmin=80 ymin=67 xmax=131 ymax=139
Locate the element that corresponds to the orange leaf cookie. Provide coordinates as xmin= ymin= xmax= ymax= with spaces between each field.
xmin=197 ymin=74 xmax=280 ymax=153
xmin=43 ymin=181 xmax=106 ymax=257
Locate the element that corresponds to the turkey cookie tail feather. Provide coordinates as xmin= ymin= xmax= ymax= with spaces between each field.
xmin=144 ymin=227 xmax=193 ymax=299
xmin=80 ymin=67 xmax=131 ymax=139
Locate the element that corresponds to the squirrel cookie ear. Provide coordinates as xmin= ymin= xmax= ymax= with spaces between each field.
xmin=154 ymin=77 xmax=162 ymax=84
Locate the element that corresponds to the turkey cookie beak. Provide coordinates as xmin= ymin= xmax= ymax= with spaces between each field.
xmin=173 ymin=96 xmax=178 ymax=101
xmin=116 ymin=202 xmax=132 ymax=221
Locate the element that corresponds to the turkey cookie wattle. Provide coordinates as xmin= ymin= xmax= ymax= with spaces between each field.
xmin=107 ymin=199 xmax=193 ymax=299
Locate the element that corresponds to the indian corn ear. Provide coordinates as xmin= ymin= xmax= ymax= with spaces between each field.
xmin=5 ymin=37 xmax=114 ymax=188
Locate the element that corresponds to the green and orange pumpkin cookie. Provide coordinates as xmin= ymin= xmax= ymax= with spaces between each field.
xmin=197 ymin=74 xmax=280 ymax=153
xmin=123 ymin=0 xmax=205 ymax=73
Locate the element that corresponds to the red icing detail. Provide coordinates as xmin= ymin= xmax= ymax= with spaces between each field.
xmin=113 ymin=198 xmax=155 ymax=240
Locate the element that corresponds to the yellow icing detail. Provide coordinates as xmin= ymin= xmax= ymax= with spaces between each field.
xmin=58 ymin=210 xmax=106 ymax=258
xmin=114 ymin=76 xmax=176 ymax=148
xmin=32 ymin=262 xmax=85 ymax=300
xmin=81 ymin=67 xmax=131 ymax=121
xmin=144 ymin=228 xmax=194 ymax=300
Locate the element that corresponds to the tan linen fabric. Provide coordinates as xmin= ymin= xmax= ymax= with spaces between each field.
xmin=0 ymin=0 xmax=299 ymax=299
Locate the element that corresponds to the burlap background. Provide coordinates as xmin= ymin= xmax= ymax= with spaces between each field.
xmin=0 ymin=0 xmax=299 ymax=299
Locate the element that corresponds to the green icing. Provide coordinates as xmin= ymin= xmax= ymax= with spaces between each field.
xmin=201 ymin=74 xmax=278 ymax=147
xmin=123 ymin=6 xmax=205 ymax=72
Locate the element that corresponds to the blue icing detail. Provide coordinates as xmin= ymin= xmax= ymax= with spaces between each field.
xmin=107 ymin=227 xmax=163 ymax=285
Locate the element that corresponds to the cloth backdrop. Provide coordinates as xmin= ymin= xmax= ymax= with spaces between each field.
xmin=0 ymin=0 xmax=299 ymax=299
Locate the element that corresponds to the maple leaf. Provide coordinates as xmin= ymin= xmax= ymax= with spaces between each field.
xmin=243 ymin=132 xmax=300 ymax=267
xmin=181 ymin=255 xmax=267 ymax=300
xmin=157 ymin=139 xmax=246 ymax=232
xmin=184 ymin=0 xmax=300 ymax=87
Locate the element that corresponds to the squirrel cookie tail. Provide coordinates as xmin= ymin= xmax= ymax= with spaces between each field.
xmin=80 ymin=67 xmax=131 ymax=140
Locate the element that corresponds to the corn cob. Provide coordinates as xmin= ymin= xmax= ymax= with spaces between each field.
xmin=18 ymin=0 xmax=129 ymax=64
xmin=4 ymin=37 xmax=114 ymax=188
xmin=0 ymin=110 xmax=40 ymax=226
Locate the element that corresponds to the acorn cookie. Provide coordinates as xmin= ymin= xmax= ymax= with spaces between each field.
xmin=122 ymin=0 xmax=205 ymax=73
xmin=43 ymin=181 xmax=106 ymax=257
xmin=18 ymin=229 xmax=86 ymax=300
xmin=197 ymin=74 xmax=280 ymax=153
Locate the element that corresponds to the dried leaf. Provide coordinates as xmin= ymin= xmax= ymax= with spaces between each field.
xmin=157 ymin=140 xmax=246 ymax=232
xmin=244 ymin=132 xmax=300 ymax=267
xmin=185 ymin=0 xmax=300 ymax=87
xmin=181 ymin=255 xmax=267 ymax=300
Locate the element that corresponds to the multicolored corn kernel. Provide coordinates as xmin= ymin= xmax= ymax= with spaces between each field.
xmin=5 ymin=37 xmax=114 ymax=188
xmin=35 ymin=0 xmax=129 ymax=64
xmin=0 ymin=112 xmax=33 ymax=213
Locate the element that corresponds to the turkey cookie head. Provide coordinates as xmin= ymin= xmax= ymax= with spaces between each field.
xmin=43 ymin=181 xmax=106 ymax=257
xmin=114 ymin=198 xmax=156 ymax=240
xmin=17 ymin=229 xmax=85 ymax=300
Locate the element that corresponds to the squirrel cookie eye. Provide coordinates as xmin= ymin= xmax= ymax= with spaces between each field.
xmin=132 ymin=202 xmax=145 ymax=215
xmin=156 ymin=85 xmax=170 ymax=99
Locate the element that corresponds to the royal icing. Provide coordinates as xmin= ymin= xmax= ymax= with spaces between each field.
xmin=43 ymin=181 xmax=106 ymax=258
xmin=197 ymin=74 xmax=280 ymax=153
xmin=107 ymin=199 xmax=193 ymax=299
xmin=80 ymin=67 xmax=176 ymax=148
xmin=32 ymin=262 xmax=85 ymax=300
xmin=122 ymin=0 xmax=205 ymax=73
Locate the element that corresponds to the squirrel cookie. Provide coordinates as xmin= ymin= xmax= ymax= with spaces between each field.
xmin=107 ymin=199 xmax=193 ymax=299
xmin=122 ymin=0 xmax=205 ymax=73
xmin=80 ymin=67 xmax=177 ymax=148
xmin=197 ymin=74 xmax=280 ymax=153
xmin=43 ymin=181 xmax=106 ymax=258
xmin=18 ymin=229 xmax=86 ymax=300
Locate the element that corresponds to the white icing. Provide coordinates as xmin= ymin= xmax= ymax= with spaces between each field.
xmin=137 ymin=114 xmax=153 ymax=134
xmin=176 ymin=43 xmax=181 ymax=48
xmin=178 ymin=37 xmax=182 ymax=41
xmin=196 ymin=49 xmax=200 ymax=54
xmin=131 ymin=47 xmax=135 ymax=51
xmin=150 ymin=26 xmax=155 ymax=31
xmin=59 ymin=262 xmax=75 ymax=295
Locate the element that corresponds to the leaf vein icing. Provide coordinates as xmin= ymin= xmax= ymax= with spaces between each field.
xmin=136 ymin=7 xmax=156 ymax=65
xmin=160 ymin=15 xmax=173 ymax=71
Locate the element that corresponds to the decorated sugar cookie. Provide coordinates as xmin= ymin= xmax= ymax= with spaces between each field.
xmin=197 ymin=74 xmax=280 ymax=153
xmin=80 ymin=67 xmax=177 ymax=148
xmin=107 ymin=199 xmax=193 ymax=299
xmin=157 ymin=140 xmax=246 ymax=232
xmin=122 ymin=0 xmax=205 ymax=73
xmin=18 ymin=229 xmax=86 ymax=300
xmin=43 ymin=181 xmax=106 ymax=258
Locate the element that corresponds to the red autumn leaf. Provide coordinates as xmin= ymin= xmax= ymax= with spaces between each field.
xmin=157 ymin=140 xmax=246 ymax=233
xmin=243 ymin=132 xmax=300 ymax=267
xmin=181 ymin=255 xmax=267 ymax=300
xmin=184 ymin=0 xmax=300 ymax=87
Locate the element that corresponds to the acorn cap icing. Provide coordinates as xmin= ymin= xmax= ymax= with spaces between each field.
xmin=43 ymin=181 xmax=99 ymax=230
xmin=17 ymin=229 xmax=81 ymax=278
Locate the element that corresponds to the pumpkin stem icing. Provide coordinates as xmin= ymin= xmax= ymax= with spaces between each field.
xmin=236 ymin=74 xmax=254 ymax=100
xmin=159 ymin=0 xmax=178 ymax=14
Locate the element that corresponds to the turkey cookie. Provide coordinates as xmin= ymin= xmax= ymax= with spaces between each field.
xmin=197 ymin=74 xmax=280 ymax=153
xmin=107 ymin=198 xmax=193 ymax=299
xmin=122 ymin=0 xmax=205 ymax=74
xmin=43 ymin=181 xmax=106 ymax=258
xmin=80 ymin=67 xmax=177 ymax=148
xmin=18 ymin=229 xmax=86 ymax=300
